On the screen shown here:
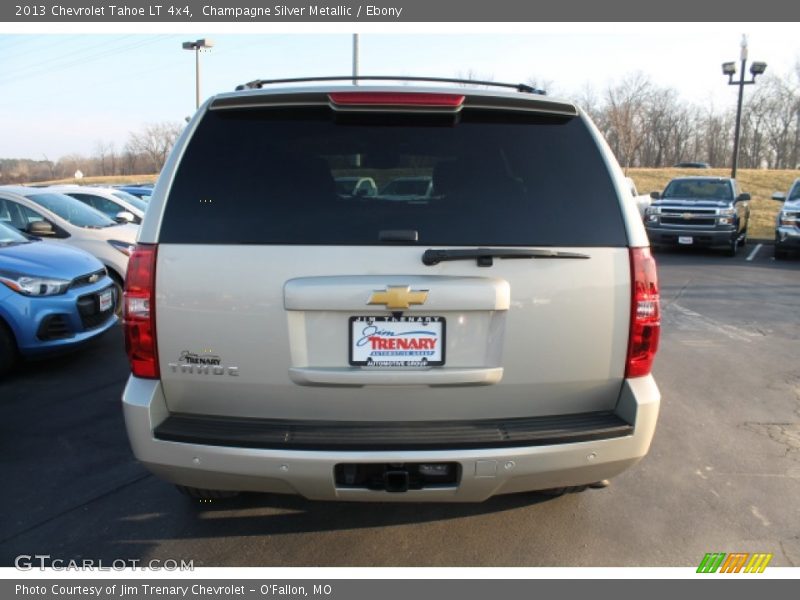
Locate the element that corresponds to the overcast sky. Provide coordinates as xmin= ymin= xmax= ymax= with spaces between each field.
xmin=0 ymin=23 xmax=798 ymax=160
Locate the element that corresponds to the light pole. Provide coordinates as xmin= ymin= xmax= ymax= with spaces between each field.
xmin=182 ymin=38 xmax=214 ymax=110
xmin=352 ymin=34 xmax=359 ymax=84
xmin=722 ymin=35 xmax=766 ymax=178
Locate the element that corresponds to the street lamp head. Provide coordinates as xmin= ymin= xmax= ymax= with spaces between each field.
xmin=750 ymin=61 xmax=767 ymax=76
xmin=182 ymin=39 xmax=214 ymax=51
xmin=721 ymin=62 xmax=736 ymax=76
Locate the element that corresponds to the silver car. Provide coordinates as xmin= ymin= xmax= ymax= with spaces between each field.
xmin=122 ymin=77 xmax=661 ymax=502
xmin=48 ymin=185 xmax=147 ymax=225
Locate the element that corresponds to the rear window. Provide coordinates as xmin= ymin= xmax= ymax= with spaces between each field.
xmin=160 ymin=106 xmax=627 ymax=246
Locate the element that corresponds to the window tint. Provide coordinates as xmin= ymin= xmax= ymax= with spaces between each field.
xmin=68 ymin=193 xmax=121 ymax=219
xmin=112 ymin=191 xmax=148 ymax=211
xmin=160 ymin=107 xmax=627 ymax=246
xmin=27 ymin=193 xmax=115 ymax=228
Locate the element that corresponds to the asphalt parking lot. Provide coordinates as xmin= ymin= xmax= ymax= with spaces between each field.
xmin=1 ymin=243 xmax=798 ymax=567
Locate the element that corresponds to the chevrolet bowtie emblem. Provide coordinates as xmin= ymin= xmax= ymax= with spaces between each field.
xmin=682 ymin=213 xmax=693 ymax=220
xmin=368 ymin=286 xmax=429 ymax=310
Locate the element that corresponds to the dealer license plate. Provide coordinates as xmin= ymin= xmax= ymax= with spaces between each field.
xmin=98 ymin=289 xmax=113 ymax=312
xmin=349 ymin=316 xmax=445 ymax=367
xmin=678 ymin=236 xmax=693 ymax=245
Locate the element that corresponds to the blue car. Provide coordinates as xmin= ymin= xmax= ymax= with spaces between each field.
xmin=113 ymin=185 xmax=153 ymax=201
xmin=0 ymin=221 xmax=118 ymax=375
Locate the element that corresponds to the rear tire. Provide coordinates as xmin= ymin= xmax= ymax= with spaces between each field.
xmin=0 ymin=320 xmax=18 ymax=378
xmin=175 ymin=485 xmax=239 ymax=500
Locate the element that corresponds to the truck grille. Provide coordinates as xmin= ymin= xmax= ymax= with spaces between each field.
xmin=661 ymin=216 xmax=716 ymax=227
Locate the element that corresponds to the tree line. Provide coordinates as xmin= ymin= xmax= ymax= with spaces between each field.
xmin=0 ymin=122 xmax=182 ymax=184
xmin=577 ymin=66 xmax=800 ymax=171
xmin=2 ymin=65 xmax=799 ymax=184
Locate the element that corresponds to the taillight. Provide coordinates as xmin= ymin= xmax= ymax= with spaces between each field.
xmin=124 ymin=244 xmax=159 ymax=379
xmin=626 ymin=247 xmax=660 ymax=378
xmin=328 ymin=92 xmax=465 ymax=107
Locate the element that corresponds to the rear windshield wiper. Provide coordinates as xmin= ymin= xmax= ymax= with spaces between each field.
xmin=422 ymin=247 xmax=590 ymax=267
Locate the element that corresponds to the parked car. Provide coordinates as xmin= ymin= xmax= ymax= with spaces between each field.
xmin=772 ymin=178 xmax=800 ymax=259
xmin=645 ymin=176 xmax=750 ymax=256
xmin=113 ymin=185 xmax=153 ymax=201
xmin=122 ymin=77 xmax=661 ymax=502
xmin=335 ymin=177 xmax=378 ymax=198
xmin=674 ymin=162 xmax=711 ymax=169
xmin=0 ymin=221 xmax=117 ymax=376
xmin=0 ymin=186 xmax=138 ymax=304
xmin=625 ymin=177 xmax=651 ymax=218
xmin=379 ymin=176 xmax=434 ymax=201
xmin=48 ymin=185 xmax=146 ymax=224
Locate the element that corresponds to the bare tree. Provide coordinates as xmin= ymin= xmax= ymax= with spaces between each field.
xmin=572 ymin=83 xmax=601 ymax=121
xmin=126 ymin=122 xmax=183 ymax=173
xmin=602 ymin=72 xmax=652 ymax=170
xmin=94 ymin=140 xmax=118 ymax=176
xmin=455 ymin=69 xmax=495 ymax=87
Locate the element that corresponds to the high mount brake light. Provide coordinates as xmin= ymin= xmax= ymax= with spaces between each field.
xmin=626 ymin=247 xmax=661 ymax=378
xmin=328 ymin=92 xmax=465 ymax=107
xmin=124 ymin=244 xmax=159 ymax=379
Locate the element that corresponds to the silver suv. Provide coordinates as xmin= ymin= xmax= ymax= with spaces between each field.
xmin=122 ymin=77 xmax=661 ymax=502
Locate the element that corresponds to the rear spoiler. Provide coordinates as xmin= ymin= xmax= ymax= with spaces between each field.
xmin=211 ymin=86 xmax=578 ymax=118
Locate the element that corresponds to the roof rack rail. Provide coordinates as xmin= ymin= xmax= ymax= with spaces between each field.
xmin=234 ymin=75 xmax=546 ymax=95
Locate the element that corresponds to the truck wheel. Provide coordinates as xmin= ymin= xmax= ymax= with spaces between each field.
xmin=0 ymin=321 xmax=18 ymax=378
xmin=727 ymin=237 xmax=738 ymax=257
xmin=737 ymin=227 xmax=748 ymax=247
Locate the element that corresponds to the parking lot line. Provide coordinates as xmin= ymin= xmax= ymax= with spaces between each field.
xmin=746 ymin=244 xmax=762 ymax=262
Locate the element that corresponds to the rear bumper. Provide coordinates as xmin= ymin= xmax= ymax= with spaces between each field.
xmin=122 ymin=376 xmax=660 ymax=502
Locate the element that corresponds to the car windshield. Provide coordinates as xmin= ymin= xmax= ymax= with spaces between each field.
xmin=0 ymin=220 xmax=30 ymax=245
xmin=27 ymin=193 xmax=117 ymax=228
xmin=662 ymin=180 xmax=732 ymax=201
xmin=789 ymin=183 xmax=800 ymax=202
xmin=112 ymin=191 xmax=148 ymax=212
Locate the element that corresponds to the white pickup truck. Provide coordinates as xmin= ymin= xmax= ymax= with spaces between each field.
xmin=626 ymin=177 xmax=651 ymax=218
